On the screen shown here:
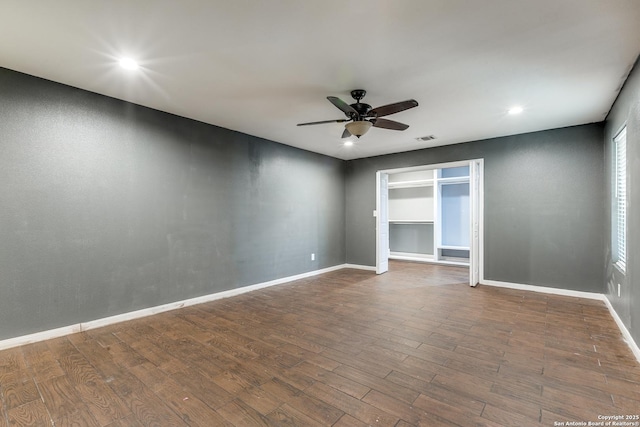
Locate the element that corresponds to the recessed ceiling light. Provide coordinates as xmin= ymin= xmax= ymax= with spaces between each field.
xmin=508 ymin=106 xmax=523 ymax=115
xmin=119 ymin=58 xmax=139 ymax=70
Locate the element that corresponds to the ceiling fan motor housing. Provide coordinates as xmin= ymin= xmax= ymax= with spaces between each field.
xmin=349 ymin=89 xmax=372 ymax=118
xmin=350 ymin=102 xmax=372 ymax=118
xmin=350 ymin=89 xmax=367 ymax=101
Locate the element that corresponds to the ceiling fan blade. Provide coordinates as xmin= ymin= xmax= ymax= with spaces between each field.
xmin=327 ymin=96 xmax=358 ymax=117
xmin=370 ymin=99 xmax=418 ymax=117
xmin=372 ymin=118 xmax=409 ymax=131
xmin=341 ymin=128 xmax=352 ymax=138
xmin=297 ymin=119 xmax=348 ymax=126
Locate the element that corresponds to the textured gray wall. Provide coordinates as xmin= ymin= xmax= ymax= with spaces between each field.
xmin=604 ymin=57 xmax=640 ymax=345
xmin=346 ymin=124 xmax=605 ymax=292
xmin=0 ymin=68 xmax=345 ymax=340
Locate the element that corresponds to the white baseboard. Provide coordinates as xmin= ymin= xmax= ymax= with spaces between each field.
xmin=481 ymin=279 xmax=605 ymax=300
xmin=5 ymin=269 xmax=637 ymax=365
xmin=0 ymin=263 xmax=352 ymax=351
xmin=343 ymin=263 xmax=376 ymax=271
xmin=481 ymin=279 xmax=640 ymax=363
xmin=602 ymin=297 xmax=640 ymax=363
xmin=0 ymin=324 xmax=83 ymax=352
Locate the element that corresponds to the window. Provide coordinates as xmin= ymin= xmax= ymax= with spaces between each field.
xmin=614 ymin=127 xmax=627 ymax=272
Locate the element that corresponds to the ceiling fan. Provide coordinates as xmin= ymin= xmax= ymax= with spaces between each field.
xmin=297 ymin=89 xmax=418 ymax=139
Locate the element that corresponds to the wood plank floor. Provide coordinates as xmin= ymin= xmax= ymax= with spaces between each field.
xmin=1 ymin=261 xmax=639 ymax=426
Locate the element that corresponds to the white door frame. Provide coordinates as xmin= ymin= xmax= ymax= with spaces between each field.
xmin=375 ymin=171 xmax=390 ymax=274
xmin=375 ymin=159 xmax=484 ymax=286
xmin=469 ymin=159 xmax=483 ymax=286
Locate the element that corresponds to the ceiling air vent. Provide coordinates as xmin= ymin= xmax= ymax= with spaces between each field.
xmin=416 ymin=135 xmax=436 ymax=141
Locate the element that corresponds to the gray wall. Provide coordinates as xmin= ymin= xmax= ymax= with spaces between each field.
xmin=346 ymin=124 xmax=605 ymax=292
xmin=604 ymin=57 xmax=640 ymax=345
xmin=0 ymin=68 xmax=345 ymax=341
xmin=390 ymin=223 xmax=434 ymax=255
xmin=0 ymin=64 xmax=620 ymax=344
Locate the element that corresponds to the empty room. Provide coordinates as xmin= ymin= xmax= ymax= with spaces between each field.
xmin=1 ymin=1 xmax=639 ymax=426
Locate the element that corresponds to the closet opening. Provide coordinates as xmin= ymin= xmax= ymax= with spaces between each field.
xmin=375 ymin=159 xmax=484 ymax=287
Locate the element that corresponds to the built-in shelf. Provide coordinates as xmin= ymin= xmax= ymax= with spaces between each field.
xmin=388 ymin=166 xmax=470 ymax=267
xmin=437 ymin=245 xmax=470 ymax=250
xmin=389 ymin=252 xmax=468 ymax=266
xmin=437 ymin=176 xmax=470 ymax=184
xmin=389 ymin=252 xmax=433 ymax=262
xmin=388 ymin=179 xmax=434 ymax=189
xmin=389 ymin=177 xmax=469 ymax=188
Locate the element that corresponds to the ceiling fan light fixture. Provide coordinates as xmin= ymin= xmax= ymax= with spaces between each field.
xmin=345 ymin=120 xmax=372 ymax=138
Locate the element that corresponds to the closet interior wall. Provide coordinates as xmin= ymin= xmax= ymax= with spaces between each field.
xmin=388 ymin=166 xmax=470 ymax=265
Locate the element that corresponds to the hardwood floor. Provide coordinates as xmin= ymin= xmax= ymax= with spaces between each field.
xmin=1 ymin=261 xmax=639 ymax=426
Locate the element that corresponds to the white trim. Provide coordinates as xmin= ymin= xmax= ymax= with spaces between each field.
xmin=614 ymin=126 xmax=627 ymax=272
xmin=377 ymin=160 xmax=473 ymax=175
xmin=470 ymin=159 xmax=484 ymax=287
xmin=433 ymin=259 xmax=471 ymax=267
xmin=482 ymin=279 xmax=640 ymax=363
xmin=375 ymin=171 xmax=390 ymax=275
xmin=376 ymin=158 xmax=484 ymax=283
xmin=481 ymin=279 xmax=604 ymax=300
xmin=0 ymin=263 xmax=351 ymax=351
xmin=0 ymin=324 xmax=83 ymax=351
xmin=602 ymin=297 xmax=640 ymax=363
xmin=343 ymin=263 xmax=377 ymax=271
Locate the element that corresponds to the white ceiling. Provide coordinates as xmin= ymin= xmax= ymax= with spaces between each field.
xmin=1 ymin=1 xmax=639 ymax=160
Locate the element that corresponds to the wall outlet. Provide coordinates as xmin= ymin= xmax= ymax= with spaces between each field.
xmin=311 ymin=253 xmax=315 ymax=261
xmin=618 ymin=283 xmax=621 ymax=297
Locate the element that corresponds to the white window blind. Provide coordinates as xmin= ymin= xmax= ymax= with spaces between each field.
xmin=614 ymin=127 xmax=627 ymax=271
